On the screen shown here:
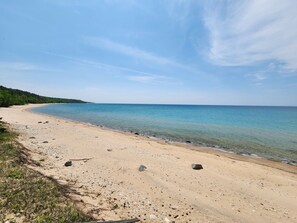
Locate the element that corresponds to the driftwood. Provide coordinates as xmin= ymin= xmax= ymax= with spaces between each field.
xmin=70 ymin=157 xmax=94 ymax=162
xmin=83 ymin=219 xmax=140 ymax=223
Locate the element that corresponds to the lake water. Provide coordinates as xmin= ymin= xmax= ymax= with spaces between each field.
xmin=32 ymin=104 xmax=297 ymax=164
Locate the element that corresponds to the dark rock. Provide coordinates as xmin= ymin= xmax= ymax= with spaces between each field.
xmin=42 ymin=141 xmax=48 ymax=143
xmin=64 ymin=161 xmax=72 ymax=167
xmin=192 ymin=163 xmax=203 ymax=170
xmin=107 ymin=149 xmax=112 ymax=152
xmin=44 ymin=121 xmax=49 ymax=124
xmin=138 ymin=165 xmax=147 ymax=172
xmin=186 ymin=140 xmax=192 ymax=144
xmin=29 ymin=137 xmax=36 ymax=139
xmin=38 ymin=121 xmax=42 ymax=123
xmin=282 ymin=159 xmax=297 ymax=166
xmin=134 ymin=132 xmax=140 ymax=135
xmin=0 ymin=117 xmax=2 ymax=120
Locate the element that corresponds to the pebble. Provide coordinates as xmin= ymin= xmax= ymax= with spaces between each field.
xmin=64 ymin=160 xmax=72 ymax=167
xmin=150 ymin=214 xmax=157 ymax=220
xmin=192 ymin=163 xmax=203 ymax=170
xmin=139 ymin=165 xmax=147 ymax=172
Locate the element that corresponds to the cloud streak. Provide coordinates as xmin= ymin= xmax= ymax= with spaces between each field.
xmin=44 ymin=51 xmax=179 ymax=84
xmin=204 ymin=0 xmax=297 ymax=72
xmin=0 ymin=62 xmax=39 ymax=71
xmin=84 ymin=36 xmax=184 ymax=67
xmin=127 ymin=75 xmax=174 ymax=84
xmin=0 ymin=61 xmax=64 ymax=74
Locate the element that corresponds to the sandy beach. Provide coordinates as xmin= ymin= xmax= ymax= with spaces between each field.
xmin=1 ymin=104 xmax=297 ymax=223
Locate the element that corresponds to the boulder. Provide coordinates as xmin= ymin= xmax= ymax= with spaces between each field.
xmin=192 ymin=163 xmax=203 ymax=170
xmin=186 ymin=140 xmax=192 ymax=144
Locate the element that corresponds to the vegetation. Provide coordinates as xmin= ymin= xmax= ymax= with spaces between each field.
xmin=0 ymin=121 xmax=93 ymax=222
xmin=0 ymin=86 xmax=85 ymax=107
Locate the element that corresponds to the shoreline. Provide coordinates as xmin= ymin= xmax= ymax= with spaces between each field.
xmin=1 ymin=104 xmax=297 ymax=222
xmin=29 ymin=104 xmax=297 ymax=174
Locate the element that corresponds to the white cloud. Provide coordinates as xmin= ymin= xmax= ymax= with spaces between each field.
xmin=128 ymin=75 xmax=159 ymax=83
xmin=0 ymin=61 xmax=61 ymax=73
xmin=84 ymin=36 xmax=183 ymax=66
xmin=43 ymin=51 xmax=180 ymax=84
xmin=246 ymin=62 xmax=278 ymax=82
xmin=45 ymin=52 xmax=168 ymax=76
xmin=0 ymin=62 xmax=39 ymax=71
xmin=253 ymin=73 xmax=267 ymax=81
xmin=204 ymin=0 xmax=297 ymax=72
xmin=127 ymin=75 xmax=168 ymax=84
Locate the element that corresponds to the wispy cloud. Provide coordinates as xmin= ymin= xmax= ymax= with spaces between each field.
xmin=84 ymin=36 xmax=182 ymax=66
xmin=203 ymin=0 xmax=297 ymax=72
xmin=0 ymin=62 xmax=39 ymax=71
xmin=127 ymin=75 xmax=161 ymax=83
xmin=127 ymin=75 xmax=174 ymax=84
xmin=246 ymin=63 xmax=278 ymax=82
xmin=44 ymin=51 xmax=178 ymax=83
xmin=0 ymin=61 xmax=62 ymax=74
xmin=287 ymin=82 xmax=297 ymax=87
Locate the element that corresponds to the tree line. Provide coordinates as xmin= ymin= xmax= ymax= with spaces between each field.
xmin=0 ymin=85 xmax=85 ymax=107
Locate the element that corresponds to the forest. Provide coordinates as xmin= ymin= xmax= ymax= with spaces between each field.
xmin=0 ymin=86 xmax=85 ymax=107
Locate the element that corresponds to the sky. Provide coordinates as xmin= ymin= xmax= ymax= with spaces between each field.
xmin=0 ymin=0 xmax=297 ymax=106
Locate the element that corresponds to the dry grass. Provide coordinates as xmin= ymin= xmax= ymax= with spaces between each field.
xmin=0 ymin=121 xmax=93 ymax=223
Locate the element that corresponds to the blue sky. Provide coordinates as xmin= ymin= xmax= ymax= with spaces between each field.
xmin=1 ymin=0 xmax=297 ymax=106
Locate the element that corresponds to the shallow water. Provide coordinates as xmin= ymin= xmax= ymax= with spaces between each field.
xmin=32 ymin=104 xmax=297 ymax=164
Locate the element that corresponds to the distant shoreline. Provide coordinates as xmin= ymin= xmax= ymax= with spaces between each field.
xmin=69 ymin=102 xmax=297 ymax=108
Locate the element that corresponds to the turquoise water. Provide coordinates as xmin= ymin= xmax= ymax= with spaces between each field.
xmin=32 ymin=104 xmax=297 ymax=164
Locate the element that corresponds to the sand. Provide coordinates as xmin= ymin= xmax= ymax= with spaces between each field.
xmin=0 ymin=104 xmax=297 ymax=223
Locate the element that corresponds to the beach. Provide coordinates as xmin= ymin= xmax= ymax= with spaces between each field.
xmin=1 ymin=104 xmax=297 ymax=223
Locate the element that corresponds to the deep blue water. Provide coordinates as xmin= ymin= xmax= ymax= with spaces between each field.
xmin=32 ymin=104 xmax=297 ymax=164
